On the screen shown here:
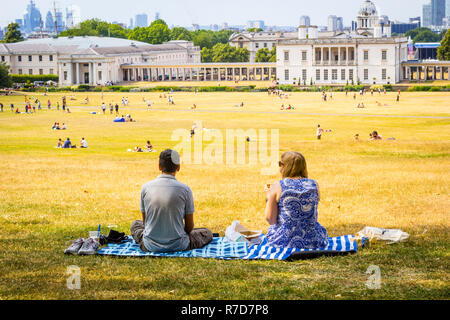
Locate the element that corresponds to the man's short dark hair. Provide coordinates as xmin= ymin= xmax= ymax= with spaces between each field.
xmin=159 ymin=149 xmax=179 ymax=173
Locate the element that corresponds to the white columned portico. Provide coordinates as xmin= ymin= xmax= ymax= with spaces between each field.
xmin=76 ymin=63 xmax=80 ymax=84
xmin=89 ymin=63 xmax=93 ymax=85
xmin=93 ymin=62 xmax=97 ymax=85
xmin=68 ymin=62 xmax=73 ymax=85
xmin=58 ymin=63 xmax=63 ymax=85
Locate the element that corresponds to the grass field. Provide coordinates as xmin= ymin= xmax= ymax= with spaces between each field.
xmin=0 ymin=89 xmax=449 ymax=300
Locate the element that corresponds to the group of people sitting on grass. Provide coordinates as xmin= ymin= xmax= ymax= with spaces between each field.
xmin=52 ymin=122 xmax=67 ymax=130
xmin=57 ymin=137 xmax=88 ymax=149
xmin=66 ymin=149 xmax=329 ymax=254
xmin=66 ymin=149 xmax=330 ymax=254
xmin=134 ymin=141 xmax=154 ymax=153
xmin=114 ymin=114 xmax=135 ymax=122
xmin=128 ymin=150 xmax=329 ymax=253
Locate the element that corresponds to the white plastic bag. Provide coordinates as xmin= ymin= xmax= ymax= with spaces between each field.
xmin=357 ymin=227 xmax=409 ymax=244
xmin=225 ymin=221 xmax=262 ymax=244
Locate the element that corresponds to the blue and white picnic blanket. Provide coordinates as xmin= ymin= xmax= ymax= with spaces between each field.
xmin=97 ymin=235 xmax=357 ymax=260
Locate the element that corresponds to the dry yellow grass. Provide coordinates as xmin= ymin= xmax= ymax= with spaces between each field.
xmin=0 ymin=90 xmax=449 ymax=299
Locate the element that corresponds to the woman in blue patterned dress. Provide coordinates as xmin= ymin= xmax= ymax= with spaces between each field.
xmin=265 ymin=151 xmax=328 ymax=249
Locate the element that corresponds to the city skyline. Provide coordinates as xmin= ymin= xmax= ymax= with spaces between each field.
xmin=0 ymin=0 xmax=433 ymax=29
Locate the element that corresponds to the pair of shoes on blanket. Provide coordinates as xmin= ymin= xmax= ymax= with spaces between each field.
xmin=64 ymin=238 xmax=99 ymax=255
xmin=99 ymin=230 xmax=128 ymax=245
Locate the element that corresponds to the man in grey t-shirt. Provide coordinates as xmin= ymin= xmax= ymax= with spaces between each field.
xmin=131 ymin=149 xmax=213 ymax=253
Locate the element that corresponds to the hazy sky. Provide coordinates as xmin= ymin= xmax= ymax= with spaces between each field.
xmin=0 ymin=0 xmax=431 ymax=28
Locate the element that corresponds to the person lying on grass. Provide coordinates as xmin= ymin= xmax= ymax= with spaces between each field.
xmin=264 ymin=151 xmax=328 ymax=249
xmin=131 ymin=149 xmax=213 ymax=253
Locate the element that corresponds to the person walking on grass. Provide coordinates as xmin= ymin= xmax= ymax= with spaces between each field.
xmin=102 ymin=102 xmax=106 ymax=114
xmin=131 ymin=149 xmax=213 ymax=253
xmin=109 ymin=103 xmax=114 ymax=114
xmin=0 ymin=103 xmax=3 ymax=112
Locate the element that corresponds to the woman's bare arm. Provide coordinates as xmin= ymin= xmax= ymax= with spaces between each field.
xmin=265 ymin=182 xmax=281 ymax=225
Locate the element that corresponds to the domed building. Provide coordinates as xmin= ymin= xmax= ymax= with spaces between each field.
xmin=356 ymin=0 xmax=381 ymax=36
xmin=275 ymin=0 xmax=413 ymax=85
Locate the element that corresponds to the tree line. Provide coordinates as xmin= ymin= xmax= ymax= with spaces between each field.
xmin=58 ymin=19 xmax=249 ymax=62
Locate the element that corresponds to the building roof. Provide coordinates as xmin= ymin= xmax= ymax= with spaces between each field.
xmin=1 ymin=37 xmax=198 ymax=56
xmin=22 ymin=36 xmax=152 ymax=49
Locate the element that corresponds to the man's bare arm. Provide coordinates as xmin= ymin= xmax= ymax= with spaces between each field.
xmin=184 ymin=214 xmax=194 ymax=234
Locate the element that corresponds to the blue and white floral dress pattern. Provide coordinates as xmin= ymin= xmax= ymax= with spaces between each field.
xmin=266 ymin=178 xmax=328 ymax=249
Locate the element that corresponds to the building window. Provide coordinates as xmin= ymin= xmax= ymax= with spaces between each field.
xmin=18 ymin=56 xmax=22 ymax=62
xmin=39 ymin=69 xmax=43 ymax=75
xmin=341 ymin=69 xmax=346 ymax=81
xmin=39 ymin=55 xmax=42 ymax=62
xmin=364 ymin=50 xmax=369 ymax=61
xmin=98 ymin=63 xmax=102 ymax=66
xmin=382 ymin=50 xmax=387 ymax=61
xmin=98 ymin=71 xmax=102 ymax=81
xmin=302 ymin=69 xmax=307 ymax=81
xmin=264 ymin=43 xmax=267 ymax=48
xmin=332 ymin=69 xmax=338 ymax=80
xmin=324 ymin=69 xmax=329 ymax=81
xmin=284 ymin=51 xmax=289 ymax=61
xmin=1 ymin=56 xmax=4 ymax=62
xmin=349 ymin=69 xmax=354 ymax=81
xmin=49 ymin=55 xmax=53 ymax=61
xmin=49 ymin=69 xmax=54 ymax=75
xmin=316 ymin=69 xmax=321 ymax=81
xmin=284 ymin=69 xmax=289 ymax=81
xmin=64 ymin=71 xmax=67 ymax=81
xmin=18 ymin=69 xmax=22 ymax=75
xmin=382 ymin=69 xmax=387 ymax=80
xmin=302 ymin=51 xmax=307 ymax=61
xmin=28 ymin=56 xmax=32 ymax=62
xmin=255 ymin=43 xmax=259 ymax=49
xmin=364 ymin=69 xmax=369 ymax=80
xmin=28 ymin=69 xmax=33 ymax=75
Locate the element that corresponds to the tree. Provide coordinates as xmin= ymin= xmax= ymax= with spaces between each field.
xmin=3 ymin=23 xmax=24 ymax=43
xmin=0 ymin=63 xmax=13 ymax=88
xmin=437 ymin=29 xmax=450 ymax=61
xmin=405 ymin=27 xmax=441 ymax=43
xmin=170 ymin=27 xmax=192 ymax=41
xmin=127 ymin=27 xmax=151 ymax=43
xmin=201 ymin=47 xmax=213 ymax=62
xmin=150 ymin=19 xmax=168 ymax=27
xmin=209 ymin=43 xmax=249 ymax=62
xmin=255 ymin=47 xmax=276 ymax=62
xmin=246 ymin=28 xmax=263 ymax=32
xmin=147 ymin=23 xmax=170 ymax=44
xmin=59 ymin=19 xmax=128 ymax=39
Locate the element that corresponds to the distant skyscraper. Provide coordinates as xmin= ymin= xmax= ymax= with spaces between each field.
xmin=66 ymin=5 xmax=81 ymax=29
xmin=129 ymin=18 xmax=133 ymax=29
xmin=447 ymin=0 xmax=450 ymax=17
xmin=23 ymin=0 xmax=42 ymax=34
xmin=135 ymin=14 xmax=148 ymax=28
xmin=336 ymin=17 xmax=344 ymax=31
xmin=431 ymin=0 xmax=445 ymax=26
xmin=328 ymin=15 xmax=338 ymax=31
xmin=299 ymin=16 xmax=311 ymax=27
xmin=155 ymin=12 xmax=160 ymax=21
xmin=45 ymin=11 xmax=54 ymax=32
xmin=423 ymin=3 xmax=432 ymax=27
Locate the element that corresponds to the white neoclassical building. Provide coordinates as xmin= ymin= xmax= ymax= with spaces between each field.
xmin=276 ymin=0 xmax=411 ymax=85
xmin=0 ymin=37 xmax=201 ymax=86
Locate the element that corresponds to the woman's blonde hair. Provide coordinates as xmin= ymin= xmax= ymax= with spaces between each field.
xmin=280 ymin=151 xmax=308 ymax=179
